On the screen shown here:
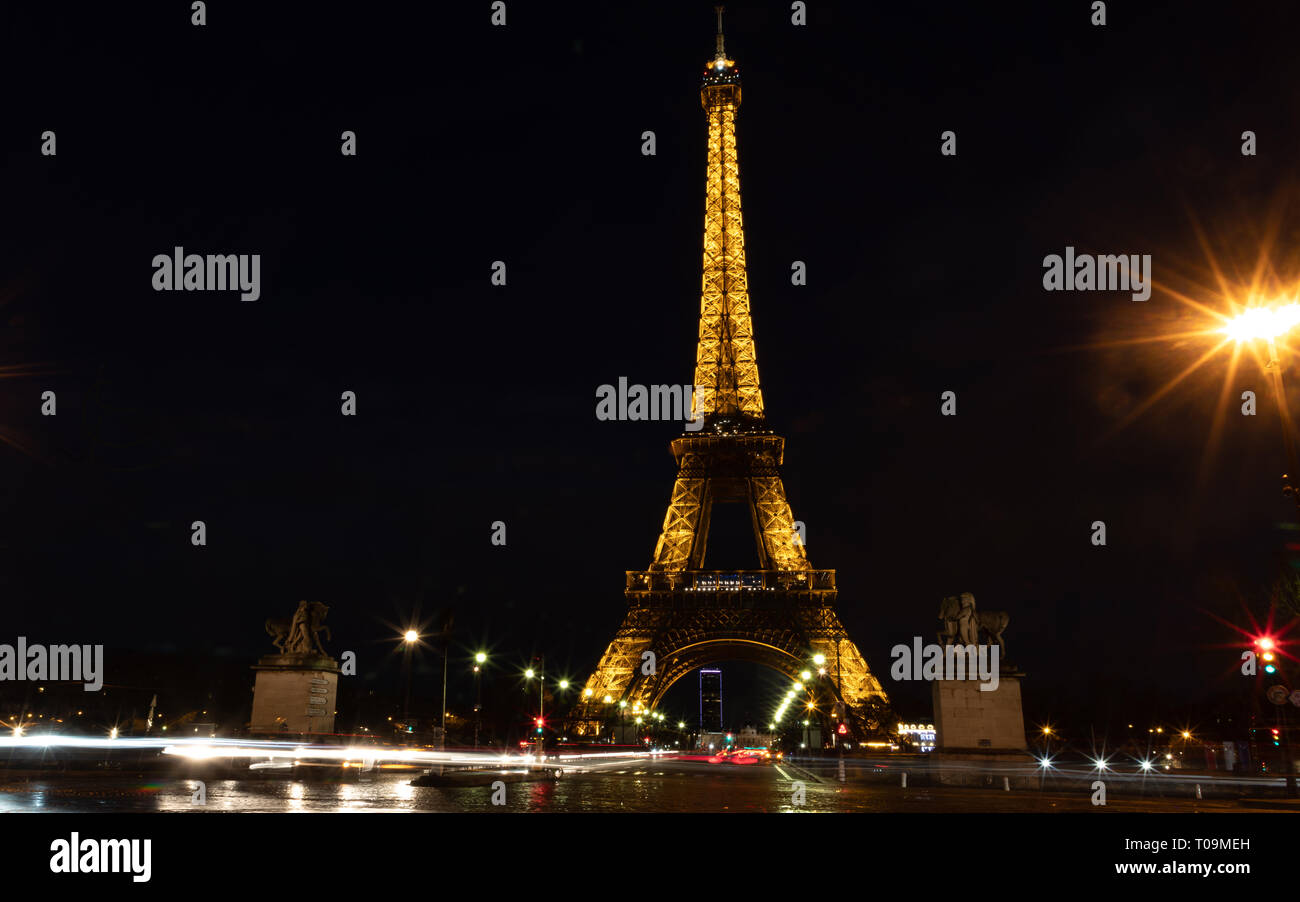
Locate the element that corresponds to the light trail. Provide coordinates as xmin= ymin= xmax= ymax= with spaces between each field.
xmin=0 ymin=734 xmax=674 ymax=773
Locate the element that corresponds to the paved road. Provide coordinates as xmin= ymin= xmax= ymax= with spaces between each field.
xmin=0 ymin=756 xmax=1290 ymax=812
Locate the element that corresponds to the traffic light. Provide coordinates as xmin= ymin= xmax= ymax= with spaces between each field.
xmin=1255 ymin=636 xmax=1279 ymax=673
xmin=535 ymin=717 xmax=545 ymax=734
xmin=1272 ymin=727 xmax=1281 ymax=747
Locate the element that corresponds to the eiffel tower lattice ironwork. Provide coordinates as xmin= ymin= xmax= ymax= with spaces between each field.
xmin=567 ymin=9 xmax=886 ymax=740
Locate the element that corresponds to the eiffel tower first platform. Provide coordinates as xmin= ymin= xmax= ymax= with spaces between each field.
xmin=567 ymin=11 xmax=887 ymax=741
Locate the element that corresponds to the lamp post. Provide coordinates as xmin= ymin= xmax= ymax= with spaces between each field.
xmin=525 ymin=657 xmax=544 ymax=755
xmin=402 ymin=629 xmax=418 ymax=732
xmin=473 ymin=652 xmax=487 ymax=750
xmin=440 ymin=636 xmax=448 ymax=748
xmin=1223 ymin=305 xmax=1300 ymax=797
xmin=1223 ymin=304 xmax=1300 ymax=503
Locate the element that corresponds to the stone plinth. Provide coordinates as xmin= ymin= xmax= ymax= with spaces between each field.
xmin=931 ymin=669 xmax=1034 ymax=787
xmin=933 ymin=668 xmax=1027 ymax=750
xmin=249 ymin=654 xmax=339 ymax=736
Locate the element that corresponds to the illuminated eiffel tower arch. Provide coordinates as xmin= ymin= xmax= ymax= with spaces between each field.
xmin=568 ymin=9 xmax=886 ymax=740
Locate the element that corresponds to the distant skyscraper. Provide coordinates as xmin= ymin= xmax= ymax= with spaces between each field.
xmin=700 ymin=668 xmax=722 ymax=732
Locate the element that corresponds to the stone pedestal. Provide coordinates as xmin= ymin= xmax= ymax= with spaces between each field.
xmin=250 ymin=654 xmax=340 ymax=736
xmin=931 ymin=669 xmax=1035 ymax=787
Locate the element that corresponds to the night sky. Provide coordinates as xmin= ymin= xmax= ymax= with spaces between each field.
xmin=4 ymin=0 xmax=1300 ymax=733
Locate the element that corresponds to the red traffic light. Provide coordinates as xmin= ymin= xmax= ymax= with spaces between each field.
xmin=1256 ymin=636 xmax=1276 ymax=651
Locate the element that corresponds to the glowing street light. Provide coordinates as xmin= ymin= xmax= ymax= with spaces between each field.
xmin=472 ymin=652 xmax=487 ymax=749
xmin=524 ymin=658 xmax=546 ymax=752
xmin=1221 ymin=303 xmax=1300 ymax=343
xmin=400 ymin=629 xmax=420 ymax=728
xmin=812 ymin=653 xmax=826 ymax=666
xmin=1221 ymin=303 xmax=1300 ymax=504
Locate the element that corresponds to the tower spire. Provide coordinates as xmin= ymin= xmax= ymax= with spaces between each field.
xmin=714 ymin=5 xmax=726 ymax=61
xmin=694 ymin=5 xmax=761 ymax=430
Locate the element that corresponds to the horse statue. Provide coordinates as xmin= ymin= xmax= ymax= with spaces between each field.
xmin=977 ymin=609 xmax=1010 ymax=657
xmin=264 ymin=601 xmax=331 ymax=655
xmin=937 ymin=592 xmax=979 ymax=646
xmin=264 ymin=615 xmax=292 ymax=652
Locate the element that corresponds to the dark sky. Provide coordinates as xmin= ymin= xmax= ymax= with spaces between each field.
xmin=3 ymin=0 xmax=1300 ymax=732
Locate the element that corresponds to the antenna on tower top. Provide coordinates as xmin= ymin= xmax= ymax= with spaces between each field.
xmin=714 ymin=5 xmax=726 ymax=60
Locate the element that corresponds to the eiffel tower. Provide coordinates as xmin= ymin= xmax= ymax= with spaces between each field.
xmin=568 ymin=9 xmax=886 ymax=740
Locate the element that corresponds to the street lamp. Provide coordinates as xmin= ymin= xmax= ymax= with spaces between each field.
xmin=1222 ymin=304 xmax=1300 ymax=503
xmin=473 ymin=652 xmax=487 ymax=749
xmin=401 ymin=629 xmax=418 ymax=731
xmin=524 ymin=657 xmax=546 ymax=755
xmin=1222 ymin=305 xmax=1300 ymax=797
